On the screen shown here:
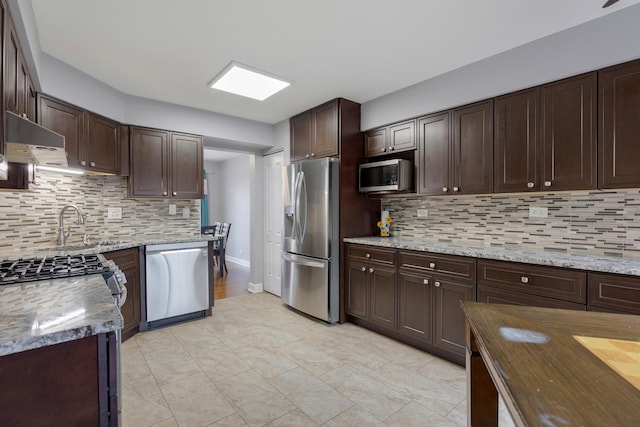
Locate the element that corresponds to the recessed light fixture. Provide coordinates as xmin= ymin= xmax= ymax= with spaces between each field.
xmin=208 ymin=61 xmax=290 ymax=101
xmin=36 ymin=165 xmax=85 ymax=175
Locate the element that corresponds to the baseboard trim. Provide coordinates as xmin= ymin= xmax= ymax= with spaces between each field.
xmin=225 ymin=256 xmax=250 ymax=268
xmin=248 ymin=282 xmax=263 ymax=293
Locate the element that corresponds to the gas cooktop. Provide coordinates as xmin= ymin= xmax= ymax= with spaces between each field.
xmin=0 ymin=254 xmax=110 ymax=285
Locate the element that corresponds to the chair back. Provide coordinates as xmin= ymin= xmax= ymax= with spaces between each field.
xmin=216 ymin=222 xmax=232 ymax=249
xmin=201 ymin=225 xmax=217 ymax=235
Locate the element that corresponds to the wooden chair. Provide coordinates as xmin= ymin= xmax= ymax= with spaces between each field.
xmin=212 ymin=222 xmax=231 ymax=274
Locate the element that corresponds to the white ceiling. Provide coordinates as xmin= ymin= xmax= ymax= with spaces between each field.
xmin=30 ymin=0 xmax=640 ymax=125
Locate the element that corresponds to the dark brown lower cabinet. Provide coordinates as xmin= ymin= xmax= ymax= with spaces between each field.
xmin=0 ymin=333 xmax=117 ymax=426
xmin=433 ymin=278 xmax=475 ymax=355
xmin=103 ymin=247 xmax=141 ymax=341
xmin=478 ymin=285 xmax=585 ymax=310
xmin=345 ymin=258 xmax=397 ymax=332
xmin=587 ymin=272 xmax=640 ymax=314
xmin=398 ymin=272 xmax=433 ymax=344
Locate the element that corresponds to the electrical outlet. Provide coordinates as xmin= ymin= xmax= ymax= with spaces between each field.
xmin=182 ymin=207 xmax=190 ymax=218
xmin=417 ymin=208 xmax=429 ymax=218
xmin=107 ymin=207 xmax=122 ymax=220
xmin=169 ymin=204 xmax=176 ymax=215
xmin=529 ymin=206 xmax=548 ymax=218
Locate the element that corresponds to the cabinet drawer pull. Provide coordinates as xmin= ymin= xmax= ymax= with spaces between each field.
xmin=544 ymin=181 xmax=552 ymax=187
xmin=521 ymin=276 xmax=529 ymax=284
xmin=90 ymin=161 xmax=96 ymax=167
xmin=163 ymin=191 xmax=168 ymax=196
xmin=429 ymin=262 xmax=436 ymax=269
xmin=172 ymin=191 xmax=177 ymax=196
xmin=365 ymin=253 xmax=371 ymax=259
xmin=527 ymin=182 xmax=535 ymax=188
xmin=368 ymin=268 xmax=374 ymax=274
xmin=305 ymin=154 xmax=310 ymax=159
xmin=423 ymin=279 xmax=429 ymax=285
xmin=311 ymin=153 xmax=316 ymax=157
xmin=453 ymin=186 xmax=459 ymax=192
xmin=434 ymin=281 xmax=441 ymax=288
xmin=442 ymin=187 xmax=448 ymax=192
xmin=389 ymin=146 xmax=395 ymax=151
xmin=381 ymin=148 xmax=386 ymax=152
xmin=361 ymin=266 xmax=366 ymax=272
xmin=80 ymin=160 xmax=87 ymax=166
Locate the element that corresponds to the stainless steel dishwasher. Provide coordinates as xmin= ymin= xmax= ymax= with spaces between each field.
xmin=144 ymin=241 xmax=210 ymax=327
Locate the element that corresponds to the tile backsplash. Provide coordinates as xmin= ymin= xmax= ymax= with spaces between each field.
xmin=0 ymin=171 xmax=201 ymax=251
xmin=382 ymin=190 xmax=640 ymax=259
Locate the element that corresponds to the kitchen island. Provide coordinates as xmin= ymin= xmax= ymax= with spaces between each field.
xmin=0 ymin=274 xmax=123 ymax=425
xmin=462 ymin=302 xmax=640 ymax=426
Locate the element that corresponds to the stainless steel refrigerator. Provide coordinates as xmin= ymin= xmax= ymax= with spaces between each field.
xmin=282 ymin=158 xmax=339 ymax=323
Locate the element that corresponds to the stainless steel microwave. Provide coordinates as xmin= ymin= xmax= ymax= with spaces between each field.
xmin=358 ymin=159 xmax=413 ymax=193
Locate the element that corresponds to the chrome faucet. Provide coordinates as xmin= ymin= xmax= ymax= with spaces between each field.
xmin=58 ymin=204 xmax=85 ymax=246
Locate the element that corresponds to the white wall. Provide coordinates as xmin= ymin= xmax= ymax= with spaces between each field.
xmin=211 ymin=155 xmax=251 ymax=266
xmin=361 ymin=4 xmax=640 ymax=130
xmin=203 ymin=161 xmax=223 ymax=223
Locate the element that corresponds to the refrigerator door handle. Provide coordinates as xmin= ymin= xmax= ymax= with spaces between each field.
xmin=292 ymin=170 xmax=302 ymax=241
xmin=298 ymin=171 xmax=307 ymax=243
xmin=283 ymin=252 xmax=326 ymax=268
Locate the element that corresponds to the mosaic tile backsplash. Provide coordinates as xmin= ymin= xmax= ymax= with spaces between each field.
xmin=381 ymin=190 xmax=640 ymax=259
xmin=0 ymin=171 xmax=201 ymax=251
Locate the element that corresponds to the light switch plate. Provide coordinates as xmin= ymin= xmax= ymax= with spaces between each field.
xmin=417 ymin=208 xmax=429 ymax=218
xmin=169 ymin=204 xmax=176 ymax=215
xmin=182 ymin=207 xmax=190 ymax=218
xmin=107 ymin=207 xmax=122 ymax=220
xmin=529 ymin=206 xmax=548 ymax=218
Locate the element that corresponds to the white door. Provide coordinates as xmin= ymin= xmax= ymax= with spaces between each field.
xmin=263 ymin=151 xmax=284 ymax=295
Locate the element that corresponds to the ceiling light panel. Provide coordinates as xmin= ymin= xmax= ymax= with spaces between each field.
xmin=208 ymin=62 xmax=290 ymax=101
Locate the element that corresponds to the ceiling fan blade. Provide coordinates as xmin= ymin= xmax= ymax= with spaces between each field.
xmin=603 ymin=0 xmax=620 ymax=7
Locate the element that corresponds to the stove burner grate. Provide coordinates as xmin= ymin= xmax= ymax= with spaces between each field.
xmin=0 ymin=254 xmax=109 ymax=285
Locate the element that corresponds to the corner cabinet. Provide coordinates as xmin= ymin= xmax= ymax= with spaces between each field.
xmin=290 ymin=99 xmax=341 ymax=161
xmin=37 ymin=94 xmax=122 ymax=175
xmin=103 ymin=247 xmax=141 ymax=341
xmin=129 ymin=126 xmax=203 ymax=199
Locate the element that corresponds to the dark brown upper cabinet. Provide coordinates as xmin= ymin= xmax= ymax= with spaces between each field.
xmin=540 ymin=72 xmax=597 ymax=191
xmin=494 ymin=89 xmax=539 ymax=193
xmin=599 ymin=59 xmax=640 ymax=189
xmin=364 ymin=119 xmax=416 ymax=158
xmin=37 ymin=95 xmax=122 ymax=175
xmin=129 ymin=126 xmax=203 ymax=199
xmin=417 ymin=100 xmax=493 ymax=196
xmin=290 ymin=99 xmax=342 ymax=161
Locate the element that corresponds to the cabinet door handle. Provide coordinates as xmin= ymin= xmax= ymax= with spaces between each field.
xmin=453 ymin=186 xmax=459 ymax=192
xmin=305 ymin=154 xmax=310 ymax=159
xmin=527 ymin=182 xmax=535 ymax=188
xmin=368 ymin=268 xmax=374 ymax=274
xmin=172 ymin=191 xmax=177 ymax=196
xmin=381 ymin=148 xmax=386 ymax=152
xmin=544 ymin=181 xmax=552 ymax=187
xmin=429 ymin=262 xmax=436 ymax=269
xmin=423 ymin=279 xmax=429 ymax=285
xmin=311 ymin=153 xmax=316 ymax=157
xmin=163 ymin=191 xmax=168 ymax=196
xmin=521 ymin=276 xmax=529 ymax=284
xmin=80 ymin=160 xmax=87 ymax=166
xmin=434 ymin=281 xmax=441 ymax=288
xmin=89 ymin=161 xmax=96 ymax=167
xmin=365 ymin=253 xmax=371 ymax=259
xmin=361 ymin=266 xmax=366 ymax=272
xmin=389 ymin=146 xmax=395 ymax=151
xmin=442 ymin=187 xmax=448 ymax=192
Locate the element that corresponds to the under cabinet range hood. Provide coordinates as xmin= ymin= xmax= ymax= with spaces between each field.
xmin=3 ymin=111 xmax=67 ymax=167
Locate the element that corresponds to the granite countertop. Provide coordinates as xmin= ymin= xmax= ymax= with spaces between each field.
xmin=344 ymin=236 xmax=640 ymax=277
xmin=0 ymin=274 xmax=123 ymax=357
xmin=0 ymin=234 xmax=222 ymax=260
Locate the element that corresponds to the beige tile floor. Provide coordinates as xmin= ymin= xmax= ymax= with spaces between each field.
xmin=121 ymin=292 xmax=513 ymax=426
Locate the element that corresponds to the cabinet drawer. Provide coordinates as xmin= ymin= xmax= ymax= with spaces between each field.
xmin=478 ymin=285 xmax=585 ymax=311
xmin=346 ymin=244 xmax=396 ymax=267
xmin=477 ymin=260 xmax=586 ymax=304
xmin=588 ymin=273 xmax=640 ymax=314
xmin=102 ymin=247 xmax=139 ymax=269
xmin=398 ymin=250 xmax=476 ymax=283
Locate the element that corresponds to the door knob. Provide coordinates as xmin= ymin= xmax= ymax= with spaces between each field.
xmin=434 ymin=281 xmax=441 ymax=288
xmin=453 ymin=187 xmax=459 ymax=192
xmin=423 ymin=279 xmax=429 ymax=285
xmin=544 ymin=181 xmax=552 ymax=187
xmin=527 ymin=182 xmax=535 ymax=188
xmin=369 ymin=268 xmax=374 ymax=273
xmin=442 ymin=187 xmax=448 ymax=192
xmin=429 ymin=262 xmax=436 ymax=269
xmin=521 ymin=276 xmax=529 ymax=284
xmin=361 ymin=266 xmax=366 ymax=272
xmin=80 ymin=160 xmax=87 ymax=166
xmin=90 ymin=161 xmax=96 ymax=167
